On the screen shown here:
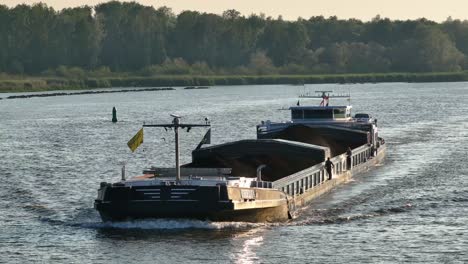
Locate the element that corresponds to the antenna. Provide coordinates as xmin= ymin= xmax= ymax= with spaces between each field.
xmin=299 ymin=90 xmax=348 ymax=98
xmin=143 ymin=116 xmax=210 ymax=184
xmin=348 ymin=87 xmax=351 ymax=106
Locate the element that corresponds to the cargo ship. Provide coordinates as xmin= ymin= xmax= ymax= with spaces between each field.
xmin=94 ymin=91 xmax=386 ymax=222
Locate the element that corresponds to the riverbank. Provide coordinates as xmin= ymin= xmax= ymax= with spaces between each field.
xmin=1 ymin=71 xmax=468 ymax=93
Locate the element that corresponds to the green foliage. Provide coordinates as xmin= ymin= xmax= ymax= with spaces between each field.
xmin=259 ymin=20 xmax=309 ymax=65
xmin=95 ymin=1 xmax=173 ymax=70
xmin=140 ymin=59 xmax=214 ymax=76
xmin=1 ymin=2 xmax=468 ymax=78
xmin=2 ymin=72 xmax=468 ymax=93
xmin=392 ymin=25 xmax=465 ymax=72
xmin=55 ymin=66 xmax=86 ymax=78
xmin=248 ymin=51 xmax=277 ymax=75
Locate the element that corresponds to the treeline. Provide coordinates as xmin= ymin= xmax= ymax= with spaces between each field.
xmin=1 ymin=1 xmax=468 ymax=76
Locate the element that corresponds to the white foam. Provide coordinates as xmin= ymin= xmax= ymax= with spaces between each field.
xmin=81 ymin=218 xmax=268 ymax=230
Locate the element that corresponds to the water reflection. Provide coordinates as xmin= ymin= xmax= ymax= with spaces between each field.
xmin=231 ymin=227 xmax=266 ymax=264
xmin=2 ymin=83 xmax=468 ymax=263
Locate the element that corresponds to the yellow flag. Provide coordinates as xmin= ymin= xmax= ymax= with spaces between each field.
xmin=127 ymin=128 xmax=144 ymax=152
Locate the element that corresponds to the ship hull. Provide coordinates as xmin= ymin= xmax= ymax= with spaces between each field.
xmin=291 ymin=144 xmax=387 ymax=210
xmin=94 ymin=185 xmax=290 ymax=222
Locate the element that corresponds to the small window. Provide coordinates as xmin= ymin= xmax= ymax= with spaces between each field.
xmin=333 ymin=108 xmax=346 ymax=118
xmin=355 ymin=113 xmax=370 ymax=118
xmin=304 ymin=109 xmax=333 ymax=119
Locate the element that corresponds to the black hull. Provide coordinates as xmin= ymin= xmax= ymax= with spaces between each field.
xmin=95 ymin=200 xmax=289 ymax=222
xmin=95 ymin=200 xmax=231 ymax=221
xmin=94 ymin=184 xmax=290 ymax=222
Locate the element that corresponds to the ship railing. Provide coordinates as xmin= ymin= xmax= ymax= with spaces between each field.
xmin=272 ymin=144 xmax=373 ymax=197
xmin=250 ymin=181 xmax=273 ymax=189
xmin=350 ymin=144 xmax=373 ymax=168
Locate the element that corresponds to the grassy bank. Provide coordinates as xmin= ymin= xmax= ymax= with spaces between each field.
xmin=1 ymin=72 xmax=468 ymax=93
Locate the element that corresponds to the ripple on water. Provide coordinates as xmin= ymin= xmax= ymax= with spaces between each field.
xmin=2 ymin=83 xmax=468 ymax=263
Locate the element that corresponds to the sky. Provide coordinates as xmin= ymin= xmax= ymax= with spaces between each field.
xmin=2 ymin=0 xmax=468 ymax=22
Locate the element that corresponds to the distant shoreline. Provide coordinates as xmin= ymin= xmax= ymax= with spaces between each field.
xmin=1 ymin=72 xmax=467 ymax=93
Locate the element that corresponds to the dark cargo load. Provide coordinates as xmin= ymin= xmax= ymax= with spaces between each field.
xmin=257 ymin=124 xmax=370 ymax=156
xmin=186 ymin=139 xmax=330 ymax=182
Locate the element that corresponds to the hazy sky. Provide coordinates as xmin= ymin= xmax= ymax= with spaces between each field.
xmin=3 ymin=0 xmax=467 ymax=22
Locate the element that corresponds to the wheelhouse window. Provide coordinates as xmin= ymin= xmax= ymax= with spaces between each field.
xmin=304 ymin=109 xmax=333 ymax=119
xmin=292 ymin=109 xmax=303 ymax=119
xmin=355 ymin=113 xmax=370 ymax=118
xmin=333 ymin=108 xmax=346 ymax=118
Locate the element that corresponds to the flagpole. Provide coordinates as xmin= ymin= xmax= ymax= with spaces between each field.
xmin=173 ymin=116 xmax=181 ymax=183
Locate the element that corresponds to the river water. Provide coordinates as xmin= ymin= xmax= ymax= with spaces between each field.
xmin=1 ymin=83 xmax=467 ymax=263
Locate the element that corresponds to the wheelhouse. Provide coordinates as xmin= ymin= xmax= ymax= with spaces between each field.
xmin=290 ymin=105 xmax=352 ymax=122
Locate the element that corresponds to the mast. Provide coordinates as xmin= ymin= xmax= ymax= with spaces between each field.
xmin=143 ymin=115 xmax=210 ymax=184
xmin=174 ymin=116 xmax=180 ymax=182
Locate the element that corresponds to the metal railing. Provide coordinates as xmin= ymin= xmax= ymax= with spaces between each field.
xmin=272 ymin=144 xmax=373 ymax=196
xmin=250 ymin=181 xmax=273 ymax=188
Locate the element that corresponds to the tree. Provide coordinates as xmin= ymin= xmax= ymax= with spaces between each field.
xmin=392 ymin=25 xmax=464 ymax=72
xmin=6 ymin=4 xmax=56 ymax=73
xmin=442 ymin=19 xmax=468 ymax=57
xmin=216 ymin=11 xmax=264 ymax=67
xmin=258 ymin=20 xmax=309 ymax=65
xmin=363 ymin=16 xmax=394 ymax=45
xmin=304 ymin=16 xmax=364 ymax=50
xmin=51 ymin=6 xmax=103 ymax=69
xmin=248 ymin=51 xmax=276 ymax=74
xmin=1 ymin=2 xmax=468 ymax=75
xmin=0 ymin=5 xmax=9 ymax=72
xmin=95 ymin=1 xmax=172 ymax=71
xmin=171 ymin=11 xmax=224 ymax=66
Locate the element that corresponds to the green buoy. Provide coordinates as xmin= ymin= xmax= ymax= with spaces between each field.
xmin=112 ymin=107 xmax=118 ymax=123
